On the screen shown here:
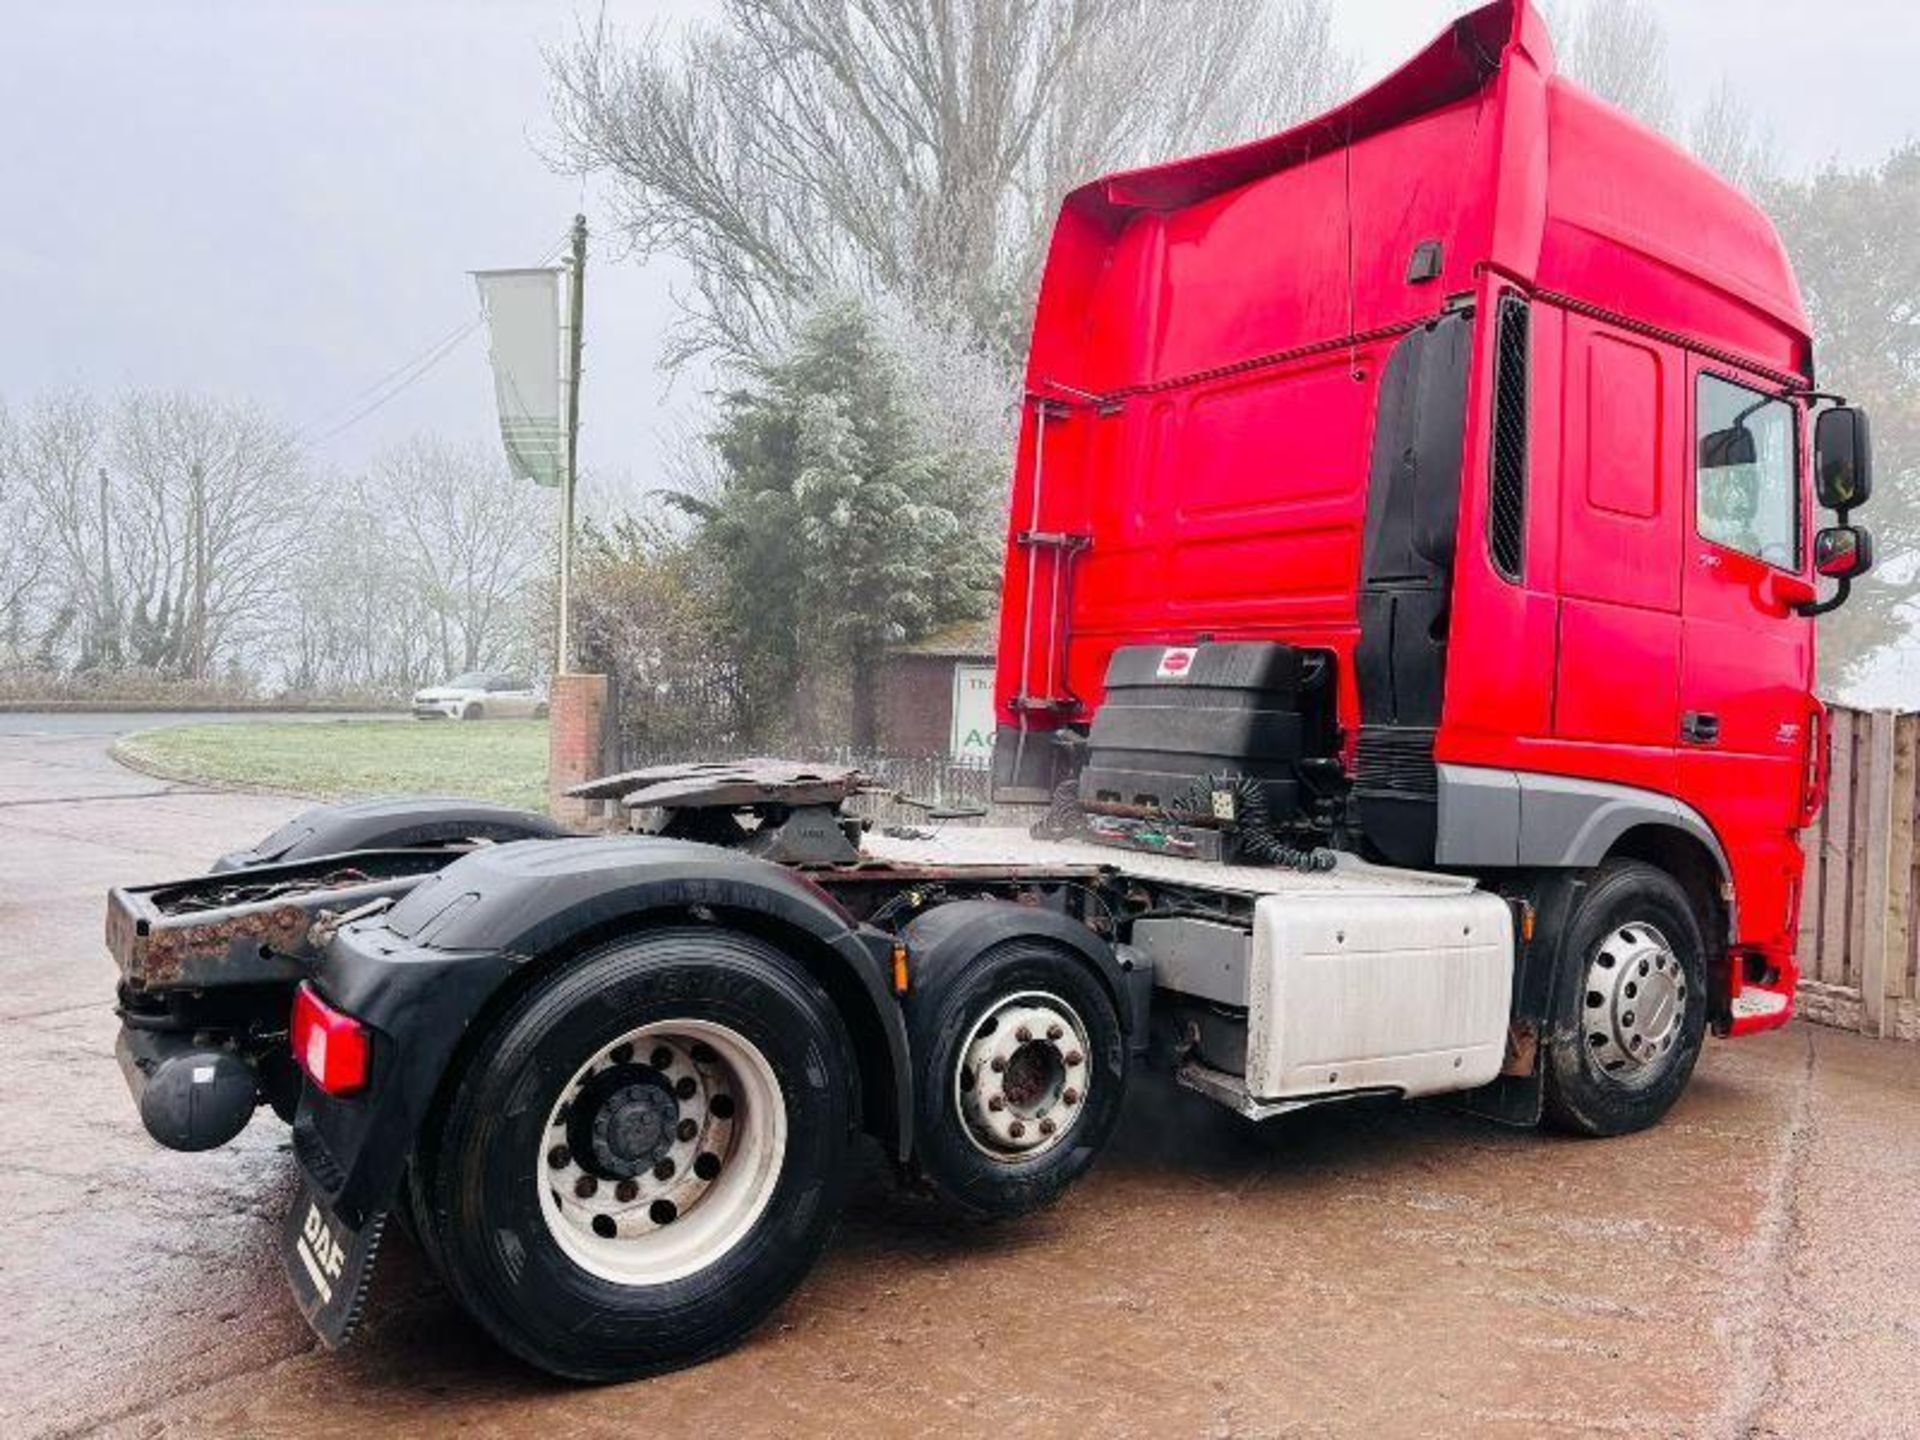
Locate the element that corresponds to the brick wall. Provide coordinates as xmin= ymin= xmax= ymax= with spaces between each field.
xmin=877 ymin=655 xmax=959 ymax=755
xmin=548 ymin=672 xmax=611 ymax=828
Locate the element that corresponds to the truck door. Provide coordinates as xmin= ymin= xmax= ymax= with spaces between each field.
xmin=1552 ymin=315 xmax=1684 ymax=791
xmin=1679 ymin=363 xmax=1815 ymax=836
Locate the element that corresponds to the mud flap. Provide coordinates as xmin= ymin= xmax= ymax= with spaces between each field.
xmin=281 ymin=1178 xmax=386 ymax=1347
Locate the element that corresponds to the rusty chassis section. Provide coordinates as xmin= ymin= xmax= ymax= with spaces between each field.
xmin=109 ymin=847 xmax=468 ymax=996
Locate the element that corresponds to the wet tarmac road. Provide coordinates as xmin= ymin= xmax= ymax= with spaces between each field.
xmin=2 ymin=716 xmax=1917 ymax=1437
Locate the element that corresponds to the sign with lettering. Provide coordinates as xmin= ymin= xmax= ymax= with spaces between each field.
xmin=950 ymin=664 xmax=997 ymax=767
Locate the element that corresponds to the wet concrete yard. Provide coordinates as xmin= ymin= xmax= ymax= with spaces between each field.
xmin=3 ymin=714 xmax=1917 ymax=1437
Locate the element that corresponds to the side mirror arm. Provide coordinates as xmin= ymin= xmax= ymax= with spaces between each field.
xmin=1793 ymin=577 xmax=1852 ymax=618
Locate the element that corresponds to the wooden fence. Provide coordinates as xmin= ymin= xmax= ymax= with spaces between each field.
xmin=1797 ymin=705 xmax=1920 ymax=1041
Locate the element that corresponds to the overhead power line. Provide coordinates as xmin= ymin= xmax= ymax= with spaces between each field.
xmin=297 ymin=228 xmax=573 ymax=448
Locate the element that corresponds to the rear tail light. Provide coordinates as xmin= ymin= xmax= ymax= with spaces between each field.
xmin=291 ymin=982 xmax=370 ymax=1095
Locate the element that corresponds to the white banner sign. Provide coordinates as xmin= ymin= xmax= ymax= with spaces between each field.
xmin=474 ymin=267 xmax=566 ymax=488
xmin=950 ymin=664 xmax=997 ymax=766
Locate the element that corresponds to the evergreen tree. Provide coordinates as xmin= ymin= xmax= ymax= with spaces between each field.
xmin=677 ymin=301 xmax=998 ymax=748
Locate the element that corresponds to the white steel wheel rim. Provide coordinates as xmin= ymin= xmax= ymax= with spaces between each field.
xmin=1582 ymin=921 xmax=1688 ymax=1085
xmin=954 ymin=990 xmax=1092 ymax=1162
xmin=536 ymin=1017 xmax=786 ymax=1286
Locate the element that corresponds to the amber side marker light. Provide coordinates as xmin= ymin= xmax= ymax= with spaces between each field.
xmin=892 ymin=942 xmax=911 ymax=996
xmin=291 ymin=981 xmax=371 ymax=1096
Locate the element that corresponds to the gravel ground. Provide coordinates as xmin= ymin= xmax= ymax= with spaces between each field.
xmin=2 ymin=715 xmax=1917 ymax=1438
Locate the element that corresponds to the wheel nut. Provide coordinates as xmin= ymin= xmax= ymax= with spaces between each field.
xmin=675 ymin=1076 xmax=698 ymax=1100
xmin=1039 ymin=1118 xmax=1056 ymax=1135
xmin=653 ymin=1157 xmax=676 ymax=1181
xmin=574 ymin=1175 xmax=598 ymax=1199
xmin=1016 ymin=1026 xmax=1033 ymax=1042
xmin=988 ymin=1096 xmax=1005 ymax=1112
xmin=1047 ymin=1024 xmax=1063 ymax=1041
xmin=677 ymin=1118 xmax=699 ymax=1142
xmin=1065 ymin=1051 xmax=1084 ymax=1067
xmin=990 ymin=1057 xmax=1006 ymax=1073
xmin=547 ymin=1145 xmax=571 ymax=1170
xmin=650 ymin=1046 xmax=674 ymax=1069
xmin=1009 ymin=1121 xmax=1027 ymax=1139
xmin=615 ymin=1179 xmax=639 ymax=1203
xmin=1063 ymin=1087 xmax=1080 ymax=1106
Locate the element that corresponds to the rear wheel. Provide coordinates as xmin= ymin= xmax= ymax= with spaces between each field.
xmin=1542 ymin=861 xmax=1708 ymax=1137
xmin=412 ymin=927 xmax=854 ymax=1380
xmin=906 ymin=939 xmax=1127 ymax=1218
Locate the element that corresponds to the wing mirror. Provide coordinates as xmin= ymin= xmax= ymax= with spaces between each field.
xmin=1814 ymin=406 xmax=1872 ymax=511
xmin=1699 ymin=424 xmax=1757 ymax=470
xmin=1795 ymin=523 xmax=1876 ymax=617
xmin=1814 ymin=525 xmax=1873 ymax=580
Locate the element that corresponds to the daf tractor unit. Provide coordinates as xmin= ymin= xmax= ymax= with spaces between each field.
xmin=104 ymin=0 xmax=1876 ymax=1381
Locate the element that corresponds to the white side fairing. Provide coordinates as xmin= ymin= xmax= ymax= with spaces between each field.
xmin=1246 ymin=892 xmax=1513 ymax=1101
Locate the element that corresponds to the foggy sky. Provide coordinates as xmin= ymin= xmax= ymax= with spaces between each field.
xmin=6 ymin=1 xmax=1916 ymax=690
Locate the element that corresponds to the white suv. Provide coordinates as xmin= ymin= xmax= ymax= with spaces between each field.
xmin=411 ymin=673 xmax=547 ymax=721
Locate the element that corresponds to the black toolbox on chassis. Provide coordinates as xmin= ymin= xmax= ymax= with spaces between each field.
xmin=1077 ymin=641 xmax=1310 ymax=823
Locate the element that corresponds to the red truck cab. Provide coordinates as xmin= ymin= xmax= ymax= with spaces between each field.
xmin=103 ymin=0 xmax=1883 ymax=1383
xmin=992 ymin=0 xmax=1874 ymax=1037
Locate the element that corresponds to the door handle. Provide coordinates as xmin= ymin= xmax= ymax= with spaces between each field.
xmin=1682 ymin=711 xmax=1721 ymax=745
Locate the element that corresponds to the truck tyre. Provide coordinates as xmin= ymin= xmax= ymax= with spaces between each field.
xmin=411 ymin=927 xmax=855 ymax=1381
xmin=1542 ymin=861 xmax=1708 ymax=1138
xmin=906 ymin=938 xmax=1127 ymax=1219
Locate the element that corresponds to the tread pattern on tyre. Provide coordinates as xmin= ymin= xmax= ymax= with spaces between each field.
xmin=411 ymin=926 xmax=855 ymax=1381
xmin=1542 ymin=861 xmax=1709 ymax=1139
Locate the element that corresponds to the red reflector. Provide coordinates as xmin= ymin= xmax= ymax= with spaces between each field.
xmin=291 ymin=982 xmax=370 ymax=1095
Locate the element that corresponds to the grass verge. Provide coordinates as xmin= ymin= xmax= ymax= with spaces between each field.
xmin=114 ymin=718 xmax=549 ymax=811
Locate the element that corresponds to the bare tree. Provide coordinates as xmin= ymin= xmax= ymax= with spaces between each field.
xmin=278 ymin=479 xmax=444 ymax=696
xmin=7 ymin=391 xmax=118 ymax=667
xmin=1554 ymin=0 xmax=1674 ymax=133
xmin=111 ymin=392 xmax=310 ymax=677
xmin=379 ymin=437 xmax=551 ymax=677
xmin=0 ymin=402 xmax=53 ymax=655
xmin=549 ymin=0 xmax=1354 ymax=366
xmin=1689 ymin=77 xmax=1779 ymax=194
xmin=1549 ymin=1 xmax=1775 ymax=191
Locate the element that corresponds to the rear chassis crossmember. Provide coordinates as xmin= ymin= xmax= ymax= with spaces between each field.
xmin=109 ymin=847 xmax=479 ymax=1153
xmin=109 ymin=847 xmax=466 ymax=995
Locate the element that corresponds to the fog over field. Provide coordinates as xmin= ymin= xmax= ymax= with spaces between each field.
xmin=4 ymin=0 xmax=1917 ymax=702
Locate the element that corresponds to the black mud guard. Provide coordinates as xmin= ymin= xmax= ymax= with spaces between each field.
xmin=295 ymin=835 xmax=911 ymax=1229
xmin=1454 ymin=871 xmax=1587 ymax=1128
xmin=212 ymin=795 xmax=570 ymax=872
xmin=900 ymin=899 xmax=1148 ymax=1050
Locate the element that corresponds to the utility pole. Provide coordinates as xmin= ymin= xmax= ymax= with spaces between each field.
xmin=190 ymin=461 xmax=208 ymax=682
xmin=96 ymin=467 xmax=117 ymax=666
xmin=558 ymin=212 xmax=587 ymax=673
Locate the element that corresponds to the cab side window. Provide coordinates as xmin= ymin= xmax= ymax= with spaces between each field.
xmin=1696 ymin=373 xmax=1799 ymax=570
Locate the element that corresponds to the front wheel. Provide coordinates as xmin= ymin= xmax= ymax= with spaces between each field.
xmin=411 ymin=928 xmax=855 ymax=1380
xmin=461 ymin=702 xmax=485 ymax=721
xmin=1542 ymin=861 xmax=1709 ymax=1137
